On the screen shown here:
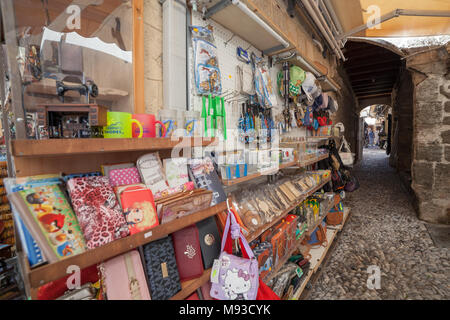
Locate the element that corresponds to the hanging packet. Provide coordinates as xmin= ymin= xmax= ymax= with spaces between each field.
xmin=190 ymin=26 xmax=222 ymax=95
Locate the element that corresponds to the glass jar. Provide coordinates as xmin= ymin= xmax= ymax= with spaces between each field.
xmin=184 ymin=111 xmax=201 ymax=137
xmin=159 ymin=109 xmax=178 ymax=138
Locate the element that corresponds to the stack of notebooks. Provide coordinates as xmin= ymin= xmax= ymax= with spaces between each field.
xmin=6 ymin=153 xmax=229 ymax=270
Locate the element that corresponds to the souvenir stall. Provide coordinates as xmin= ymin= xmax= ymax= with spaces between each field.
xmin=0 ymin=0 xmax=357 ymax=300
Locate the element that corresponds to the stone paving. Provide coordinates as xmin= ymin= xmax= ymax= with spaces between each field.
xmin=307 ymin=148 xmax=450 ymax=300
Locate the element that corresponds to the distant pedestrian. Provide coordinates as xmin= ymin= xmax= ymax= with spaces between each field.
xmin=368 ymin=129 xmax=374 ymax=147
xmin=374 ymin=129 xmax=379 ymax=148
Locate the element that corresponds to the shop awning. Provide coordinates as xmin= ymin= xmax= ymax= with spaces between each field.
xmin=330 ymin=0 xmax=450 ymax=38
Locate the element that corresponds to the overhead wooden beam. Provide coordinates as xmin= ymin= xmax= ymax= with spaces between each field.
xmin=344 ymin=52 xmax=398 ymax=65
xmin=349 ymin=71 xmax=398 ymax=82
xmin=346 ymin=66 xmax=400 ymax=77
xmin=345 ymin=58 xmax=401 ymax=71
xmin=350 ymin=75 xmax=398 ymax=85
xmin=352 ymin=81 xmax=395 ymax=89
xmin=357 ymin=93 xmax=392 ymax=99
xmin=355 ymin=89 xmax=393 ymax=96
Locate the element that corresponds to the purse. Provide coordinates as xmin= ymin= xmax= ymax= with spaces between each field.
xmin=303 ymin=221 xmax=328 ymax=248
xmin=338 ymin=136 xmax=354 ymax=166
xmin=109 ymin=167 xmax=142 ymax=188
xmin=172 ymin=225 xmax=204 ymax=281
xmin=141 ymin=236 xmax=181 ymax=300
xmin=327 ymin=201 xmax=344 ymax=226
xmin=55 ymin=283 xmax=96 ymax=300
xmin=196 ymin=217 xmax=222 ymax=269
xmin=210 ymin=210 xmax=259 ymax=300
xmin=159 ymin=189 xmax=213 ymax=225
xmin=102 ymin=250 xmax=151 ymax=300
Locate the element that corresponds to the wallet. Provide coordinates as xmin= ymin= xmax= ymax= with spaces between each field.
xmin=109 ymin=167 xmax=142 ymax=188
xmin=141 ymin=236 xmax=181 ymax=300
xmin=172 ymin=225 xmax=204 ymax=281
xmin=158 ymin=189 xmax=213 ymax=225
xmin=196 ymin=217 xmax=221 ymax=269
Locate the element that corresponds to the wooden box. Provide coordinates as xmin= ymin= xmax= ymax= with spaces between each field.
xmin=36 ymin=104 xmax=109 ymax=127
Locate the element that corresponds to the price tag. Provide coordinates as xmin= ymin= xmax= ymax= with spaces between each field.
xmin=210 ymin=259 xmax=221 ymax=284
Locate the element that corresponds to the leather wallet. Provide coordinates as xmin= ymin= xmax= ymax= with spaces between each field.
xmin=196 ymin=217 xmax=221 ymax=269
xmin=172 ymin=225 xmax=204 ymax=281
xmin=141 ymin=236 xmax=181 ymax=300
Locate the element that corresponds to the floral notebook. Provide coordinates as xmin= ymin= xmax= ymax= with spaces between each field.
xmin=9 ymin=184 xmax=86 ymax=263
xmin=67 ymin=176 xmax=130 ymax=249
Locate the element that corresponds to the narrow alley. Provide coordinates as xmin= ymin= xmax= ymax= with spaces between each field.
xmin=308 ymin=148 xmax=450 ymax=300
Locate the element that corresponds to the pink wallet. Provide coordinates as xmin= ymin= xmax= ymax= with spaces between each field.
xmin=109 ymin=167 xmax=142 ymax=187
xmin=102 ymin=250 xmax=151 ymax=300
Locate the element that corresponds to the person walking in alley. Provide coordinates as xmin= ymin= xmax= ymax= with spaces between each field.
xmin=368 ymin=128 xmax=374 ymax=147
xmin=374 ymin=129 xmax=380 ymax=148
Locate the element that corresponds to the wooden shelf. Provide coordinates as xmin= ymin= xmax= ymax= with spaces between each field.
xmin=298 ymin=153 xmax=329 ymax=167
xmin=170 ymin=269 xmax=211 ymax=300
xmin=12 ymin=137 xmax=218 ymax=157
xmin=306 ymin=136 xmax=334 ymax=142
xmin=222 ymin=161 xmax=297 ymax=186
xmin=25 ymin=78 xmax=129 ymax=102
xmin=246 ymin=177 xmax=331 ymax=243
xmin=262 ymin=198 xmax=334 ymax=284
xmin=305 ymin=201 xmax=334 ymax=237
xmin=292 ymin=207 xmax=351 ymax=300
xmin=26 ymin=201 xmax=227 ymax=288
xmin=309 ymin=228 xmax=339 ymax=273
xmin=291 ymin=269 xmax=313 ymax=300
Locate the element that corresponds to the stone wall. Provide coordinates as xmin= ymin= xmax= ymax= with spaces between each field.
xmin=143 ymin=0 xmax=164 ymax=114
xmin=390 ymin=65 xmax=414 ymax=176
xmin=408 ymin=45 xmax=450 ymax=224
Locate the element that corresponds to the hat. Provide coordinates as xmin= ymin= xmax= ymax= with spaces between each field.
xmin=312 ymin=94 xmax=323 ymax=111
xmin=327 ymin=97 xmax=338 ymax=113
xmin=319 ymin=93 xmax=329 ymax=109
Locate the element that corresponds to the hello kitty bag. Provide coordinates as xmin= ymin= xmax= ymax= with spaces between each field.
xmin=210 ymin=210 xmax=259 ymax=300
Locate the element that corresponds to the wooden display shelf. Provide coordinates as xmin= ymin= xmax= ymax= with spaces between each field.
xmin=263 ymin=233 xmax=306 ymax=283
xmin=305 ymin=201 xmax=335 ymax=237
xmin=306 ymin=136 xmax=334 ymax=142
xmin=12 ymin=137 xmax=218 ymax=157
xmin=261 ymin=199 xmax=334 ymax=284
xmin=222 ymin=161 xmax=297 ymax=186
xmin=298 ymin=153 xmax=329 ymax=167
xmin=309 ymin=228 xmax=339 ymax=273
xmin=221 ymin=154 xmax=329 ymax=187
xmin=292 ymin=207 xmax=351 ymax=300
xmin=25 ymin=78 xmax=129 ymax=102
xmin=290 ymin=269 xmax=313 ymax=300
xmin=25 ymin=201 xmax=227 ymax=289
xmin=170 ymin=269 xmax=212 ymax=300
xmin=246 ymin=177 xmax=331 ymax=243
